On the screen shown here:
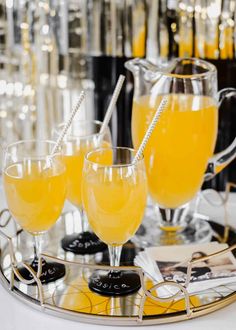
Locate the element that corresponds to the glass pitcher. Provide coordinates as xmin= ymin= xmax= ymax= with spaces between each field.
xmin=125 ymin=57 xmax=236 ymax=243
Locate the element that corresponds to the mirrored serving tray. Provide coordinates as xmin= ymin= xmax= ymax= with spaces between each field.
xmin=1 ymin=187 xmax=236 ymax=326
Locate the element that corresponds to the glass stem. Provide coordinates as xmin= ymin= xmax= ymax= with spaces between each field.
xmin=33 ymin=234 xmax=42 ymax=261
xmin=108 ymin=245 xmax=122 ymax=268
xmin=80 ymin=208 xmax=88 ymax=233
xmin=157 ymin=204 xmax=190 ymax=231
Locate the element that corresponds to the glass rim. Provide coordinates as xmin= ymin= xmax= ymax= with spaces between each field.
xmin=4 ymin=139 xmax=62 ymax=155
xmin=85 ymin=146 xmax=144 ymax=168
xmin=53 ymin=119 xmax=106 ymax=141
xmin=162 ymin=57 xmax=217 ymax=79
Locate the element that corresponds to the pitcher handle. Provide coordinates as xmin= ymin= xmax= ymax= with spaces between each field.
xmin=205 ymin=88 xmax=236 ymax=181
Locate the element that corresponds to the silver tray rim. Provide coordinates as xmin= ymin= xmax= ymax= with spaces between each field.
xmin=1 ymin=260 xmax=236 ymax=327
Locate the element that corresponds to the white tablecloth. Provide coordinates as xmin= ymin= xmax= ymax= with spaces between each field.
xmin=1 ymin=187 xmax=236 ymax=330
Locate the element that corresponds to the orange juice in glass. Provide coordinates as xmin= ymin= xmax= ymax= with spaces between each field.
xmin=62 ymin=139 xmax=111 ymax=208
xmin=3 ymin=140 xmax=66 ymax=283
xmin=53 ymin=120 xmax=112 ymax=255
xmin=82 ymin=157 xmax=147 ymax=246
xmin=4 ymin=161 xmax=66 ymax=234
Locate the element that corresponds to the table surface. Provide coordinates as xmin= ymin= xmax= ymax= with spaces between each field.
xmin=1 ymin=187 xmax=236 ymax=330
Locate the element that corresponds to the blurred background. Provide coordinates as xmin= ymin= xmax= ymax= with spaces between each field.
xmin=0 ymin=0 xmax=236 ymax=189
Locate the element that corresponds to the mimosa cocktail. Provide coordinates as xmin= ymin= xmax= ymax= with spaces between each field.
xmin=82 ymin=147 xmax=147 ymax=296
xmin=3 ymin=140 xmax=66 ymax=283
xmin=53 ymin=120 xmax=112 ymax=254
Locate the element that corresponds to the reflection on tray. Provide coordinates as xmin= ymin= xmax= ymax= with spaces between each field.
xmin=55 ymin=277 xmax=201 ymax=316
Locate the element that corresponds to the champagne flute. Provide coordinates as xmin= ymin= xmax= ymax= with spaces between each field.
xmin=52 ymin=120 xmax=112 ymax=255
xmin=82 ymin=147 xmax=147 ymax=296
xmin=3 ymin=140 xmax=67 ymax=283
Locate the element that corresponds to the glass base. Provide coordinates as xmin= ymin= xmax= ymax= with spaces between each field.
xmin=157 ymin=217 xmax=212 ymax=245
xmin=15 ymin=258 xmax=66 ymax=285
xmin=132 ymin=209 xmax=213 ymax=247
xmin=89 ymin=270 xmax=141 ymax=296
xmin=61 ymin=231 xmax=107 ymax=255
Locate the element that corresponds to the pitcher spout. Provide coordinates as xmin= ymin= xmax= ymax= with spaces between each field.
xmin=125 ymin=58 xmax=160 ymax=82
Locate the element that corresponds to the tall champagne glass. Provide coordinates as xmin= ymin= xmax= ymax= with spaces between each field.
xmin=3 ymin=140 xmax=66 ymax=283
xmin=82 ymin=147 xmax=147 ymax=296
xmin=53 ymin=120 xmax=112 ymax=255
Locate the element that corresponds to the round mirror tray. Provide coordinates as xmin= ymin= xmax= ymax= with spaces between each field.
xmin=1 ymin=203 xmax=236 ymax=326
